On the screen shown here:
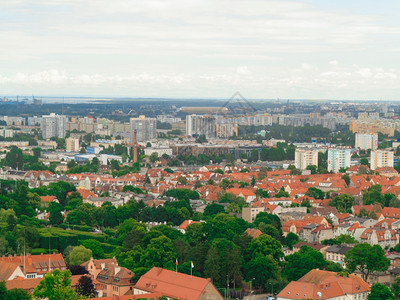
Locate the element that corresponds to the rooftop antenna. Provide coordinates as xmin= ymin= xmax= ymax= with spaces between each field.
xmin=62 ymin=97 xmax=65 ymax=115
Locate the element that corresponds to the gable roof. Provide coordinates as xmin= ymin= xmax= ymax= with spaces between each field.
xmin=278 ymin=269 xmax=370 ymax=299
xmin=0 ymin=262 xmax=21 ymax=281
xmin=135 ymin=267 xmax=222 ymax=300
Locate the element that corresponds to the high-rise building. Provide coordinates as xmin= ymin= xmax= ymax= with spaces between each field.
xmin=41 ymin=113 xmax=67 ymax=139
xmin=370 ymin=150 xmax=394 ymax=170
xmin=186 ymin=114 xmax=216 ymax=138
xmin=66 ymin=137 xmax=80 ymax=152
xmin=295 ymin=149 xmax=319 ymax=170
xmin=355 ymin=133 xmax=378 ymax=150
xmin=129 ymin=115 xmax=156 ymax=143
xmin=327 ymin=148 xmax=352 ymax=173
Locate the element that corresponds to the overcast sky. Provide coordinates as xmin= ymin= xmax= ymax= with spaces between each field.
xmin=1 ymin=0 xmax=400 ymax=100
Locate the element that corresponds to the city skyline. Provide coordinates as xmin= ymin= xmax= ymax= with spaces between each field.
xmin=1 ymin=1 xmax=400 ymax=99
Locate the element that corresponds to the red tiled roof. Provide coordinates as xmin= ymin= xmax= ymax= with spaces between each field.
xmin=135 ymin=267 xmax=222 ymax=300
xmin=244 ymin=228 xmax=263 ymax=238
xmin=278 ymin=269 xmax=370 ymax=299
xmin=40 ymin=195 xmax=57 ymax=202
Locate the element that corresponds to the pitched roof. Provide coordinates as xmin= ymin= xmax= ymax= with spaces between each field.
xmin=278 ymin=269 xmax=370 ymax=299
xmin=135 ymin=267 xmax=222 ymax=300
xmin=0 ymin=254 xmax=66 ymax=275
xmin=244 ymin=228 xmax=263 ymax=238
xmin=178 ymin=220 xmax=201 ymax=230
xmin=40 ymin=195 xmax=58 ymax=203
xmin=0 ymin=262 xmax=21 ymax=281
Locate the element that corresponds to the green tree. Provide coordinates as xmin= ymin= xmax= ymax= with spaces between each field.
xmin=5 ymin=146 xmax=24 ymax=169
xmin=68 ymin=246 xmax=92 ymax=266
xmin=284 ymin=245 xmax=326 ymax=281
xmin=177 ymin=176 xmax=188 ymax=185
xmin=360 ymin=158 xmax=370 ymax=167
xmin=363 ymin=184 xmax=385 ymax=206
xmin=275 ymin=187 xmax=289 ymax=198
xmin=204 ymin=203 xmax=225 ymax=217
xmin=342 ymin=174 xmax=351 ymax=186
xmin=204 ymin=238 xmax=242 ymax=286
xmin=48 ymin=202 xmax=64 ymax=225
xmin=345 ymin=243 xmax=390 ymax=282
xmin=149 ymin=152 xmax=159 ymax=163
xmin=336 ymin=234 xmax=358 ymax=244
xmin=285 ymin=232 xmax=299 ymax=249
xmin=391 ymin=276 xmax=400 ymax=300
xmin=76 ymin=275 xmax=96 ymax=298
xmin=81 ymin=239 xmax=105 ymax=259
xmin=329 ymin=194 xmax=354 ymax=213
xmin=305 ymin=187 xmax=325 ymax=199
xmin=140 ymin=235 xmax=177 ymax=268
xmin=256 ymin=189 xmax=269 ymax=198
xmin=246 ymin=234 xmax=284 ymax=262
xmin=244 ymin=254 xmax=280 ymax=290
xmin=33 ymin=269 xmax=77 ymax=300
xmin=368 ymin=283 xmax=394 ymax=300
xmin=306 ymin=164 xmax=317 ymax=174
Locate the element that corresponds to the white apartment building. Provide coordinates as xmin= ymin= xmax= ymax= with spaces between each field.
xmin=186 ymin=114 xmax=216 ymax=138
xmin=144 ymin=147 xmax=173 ymax=157
xmin=41 ymin=113 xmax=67 ymax=139
xmin=370 ymin=150 xmax=394 ymax=170
xmin=327 ymin=148 xmax=352 ymax=173
xmin=355 ymin=133 xmax=378 ymax=150
xmin=295 ymin=148 xmax=319 ymax=170
xmin=130 ymin=115 xmax=157 ymax=143
xmin=66 ymin=137 xmax=80 ymax=152
xmin=0 ymin=128 xmax=14 ymax=138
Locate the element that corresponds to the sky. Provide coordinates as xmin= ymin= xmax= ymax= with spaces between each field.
xmin=1 ymin=0 xmax=400 ymax=100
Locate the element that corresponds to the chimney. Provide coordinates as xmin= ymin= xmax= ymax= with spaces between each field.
xmin=133 ymin=130 xmax=138 ymax=163
xmin=101 ymin=263 xmax=105 ymax=270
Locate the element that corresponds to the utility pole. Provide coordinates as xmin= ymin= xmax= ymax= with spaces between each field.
xmin=226 ymin=275 xmax=229 ymax=299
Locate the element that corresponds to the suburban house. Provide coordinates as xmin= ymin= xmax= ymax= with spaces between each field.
xmin=0 ymin=253 xmax=66 ymax=279
xmin=134 ymin=267 xmax=224 ymax=300
xmin=277 ymin=269 xmax=370 ymax=300
xmin=325 ymin=244 xmax=353 ymax=268
xmin=82 ymin=257 xmax=135 ymax=298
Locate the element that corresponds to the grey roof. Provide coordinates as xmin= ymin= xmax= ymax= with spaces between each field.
xmin=337 ymin=223 xmax=351 ymax=228
xmin=326 ymin=244 xmax=353 ymax=255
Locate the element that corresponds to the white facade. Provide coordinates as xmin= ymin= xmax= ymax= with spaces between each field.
xmin=355 ymin=133 xmax=378 ymax=150
xmin=0 ymin=128 xmax=14 ymax=138
xmin=41 ymin=113 xmax=67 ymax=139
xmin=327 ymin=148 xmax=352 ymax=173
xmin=370 ymin=150 xmax=394 ymax=170
xmin=186 ymin=114 xmax=216 ymax=138
xmin=295 ymin=148 xmax=319 ymax=170
xmin=144 ymin=147 xmax=173 ymax=156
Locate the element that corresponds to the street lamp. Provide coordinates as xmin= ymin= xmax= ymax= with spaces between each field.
xmin=269 ymin=282 xmax=274 ymax=298
xmin=250 ymin=278 xmax=255 ymax=300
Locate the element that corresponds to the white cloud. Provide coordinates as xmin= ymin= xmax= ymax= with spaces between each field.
xmin=0 ymin=0 xmax=399 ymax=99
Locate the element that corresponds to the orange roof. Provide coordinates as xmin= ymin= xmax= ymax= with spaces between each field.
xmin=73 ymin=187 xmax=97 ymax=199
xmin=278 ymin=269 xmax=370 ymax=299
xmin=178 ymin=220 xmax=201 ymax=230
xmin=0 ymin=254 xmax=66 ymax=276
xmin=135 ymin=267 xmax=222 ymax=300
xmin=40 ymin=195 xmax=57 ymax=202
xmin=0 ymin=262 xmax=20 ymax=281
xmin=244 ymin=228 xmax=263 ymax=238
xmin=381 ymin=207 xmax=400 ymax=219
